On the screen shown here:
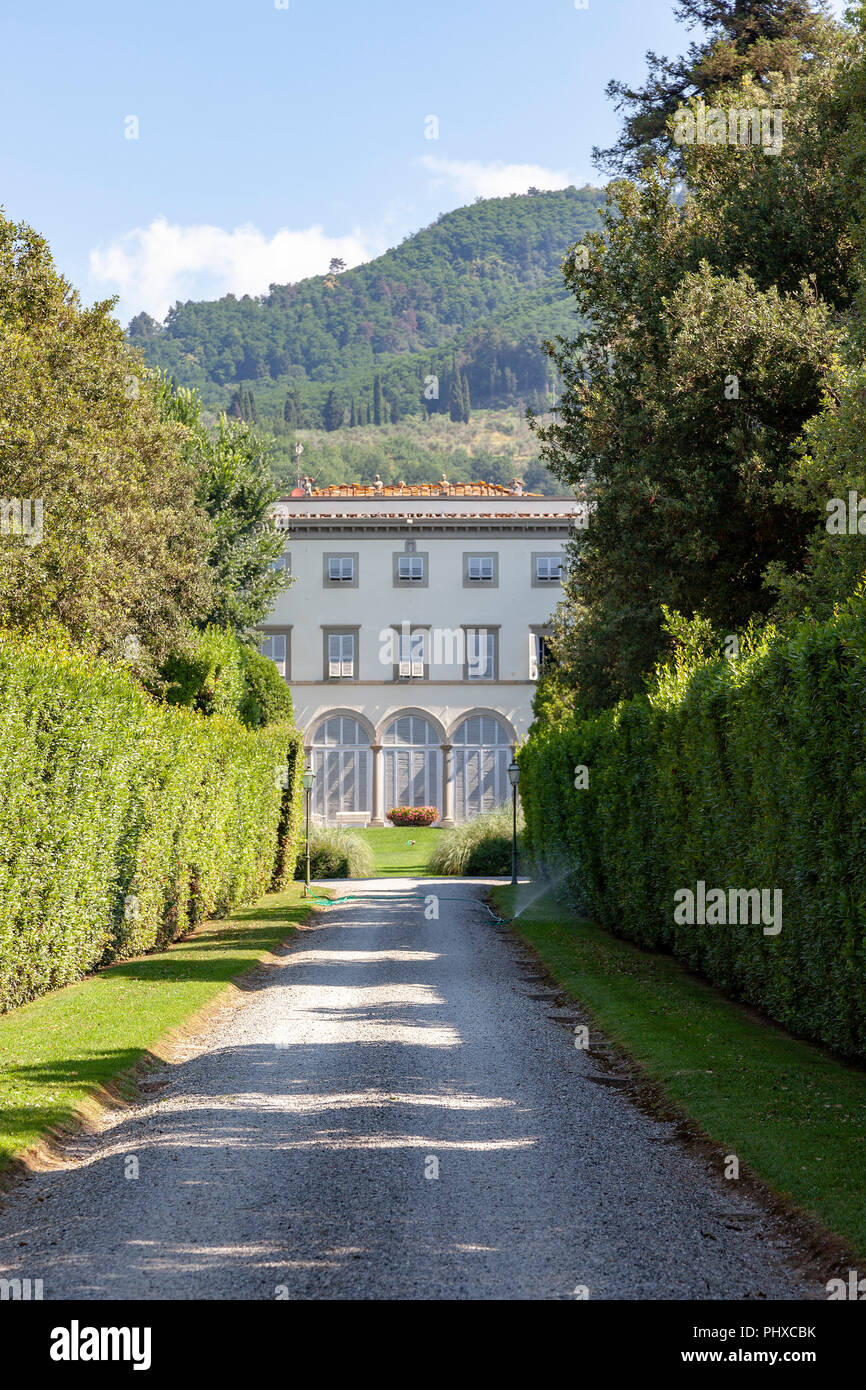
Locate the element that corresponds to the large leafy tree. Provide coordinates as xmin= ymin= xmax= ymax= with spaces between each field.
xmin=0 ymin=213 xmax=211 ymax=671
xmin=594 ymin=0 xmax=835 ymax=176
xmin=197 ymin=416 xmax=289 ymax=635
xmin=154 ymin=378 xmax=290 ymax=637
xmin=537 ymin=176 xmax=839 ymax=707
xmin=763 ymin=7 xmax=866 ymax=618
xmin=535 ymin=14 xmax=855 ymax=709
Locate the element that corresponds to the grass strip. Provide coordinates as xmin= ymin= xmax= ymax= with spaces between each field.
xmin=492 ymin=886 xmax=866 ymax=1259
xmin=0 ymin=884 xmax=316 ymax=1174
xmin=355 ymin=826 xmax=440 ymax=876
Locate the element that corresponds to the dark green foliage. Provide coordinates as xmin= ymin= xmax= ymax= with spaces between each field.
xmin=324 ymin=389 xmax=344 ymax=431
xmin=293 ymin=827 xmax=375 ymax=880
xmin=127 ymin=189 xmax=606 ymax=425
xmin=270 ymin=727 xmax=305 ymax=890
xmin=464 ymin=833 xmax=512 ymax=876
xmin=448 ymin=374 xmax=464 ymax=422
xmin=0 ymin=631 xmax=303 ymax=1012
xmin=519 ymin=596 xmax=866 ymax=1063
xmin=461 ymin=372 xmax=471 ymax=423
xmin=537 ymin=32 xmax=855 ymax=706
xmin=240 ymin=644 xmax=294 ymax=727
xmin=229 ymin=386 xmax=258 ymax=421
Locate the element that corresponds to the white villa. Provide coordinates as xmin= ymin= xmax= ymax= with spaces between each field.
xmin=260 ymin=478 xmax=583 ymax=826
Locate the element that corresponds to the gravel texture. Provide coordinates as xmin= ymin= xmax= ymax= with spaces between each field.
xmin=0 ymin=879 xmax=816 ymax=1300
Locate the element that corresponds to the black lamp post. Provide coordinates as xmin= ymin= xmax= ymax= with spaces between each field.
xmin=302 ymin=768 xmax=315 ymax=894
xmin=507 ymin=758 xmax=521 ymax=887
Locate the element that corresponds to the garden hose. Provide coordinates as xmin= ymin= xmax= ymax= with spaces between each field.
xmin=302 ymin=889 xmax=511 ymax=925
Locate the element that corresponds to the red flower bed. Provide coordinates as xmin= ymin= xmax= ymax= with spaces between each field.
xmin=387 ymin=805 xmax=438 ymax=827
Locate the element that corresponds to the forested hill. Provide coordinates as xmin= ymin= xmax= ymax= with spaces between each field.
xmin=128 ymin=186 xmax=605 ymax=429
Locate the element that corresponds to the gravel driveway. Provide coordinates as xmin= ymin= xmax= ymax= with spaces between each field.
xmin=0 ymin=879 xmax=814 ymax=1300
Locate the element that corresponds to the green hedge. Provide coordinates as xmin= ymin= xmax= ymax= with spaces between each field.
xmin=519 ymin=597 xmax=866 ymax=1062
xmin=162 ymin=625 xmax=295 ymax=729
xmin=0 ymin=631 xmax=304 ymax=1012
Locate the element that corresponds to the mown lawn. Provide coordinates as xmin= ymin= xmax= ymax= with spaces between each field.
xmin=0 ymin=884 xmax=316 ymax=1174
xmin=493 ymin=885 xmax=866 ymax=1260
xmin=356 ymin=826 xmax=441 ymax=875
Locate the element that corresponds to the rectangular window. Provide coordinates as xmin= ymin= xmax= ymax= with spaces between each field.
xmin=535 ymin=555 xmax=563 ymax=583
xmin=397 ymin=555 xmax=425 ymax=583
xmin=260 ymin=633 xmax=287 ymax=678
xmin=328 ymin=632 xmax=355 ymax=678
xmin=467 ymin=555 xmax=494 ymax=582
xmin=328 ymin=556 xmax=354 ymax=583
xmin=529 ymin=632 xmax=552 ymax=681
xmin=397 ymin=630 xmax=425 ymax=678
xmin=467 ymin=628 xmax=496 ymax=681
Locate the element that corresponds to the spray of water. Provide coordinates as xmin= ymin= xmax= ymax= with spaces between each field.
xmin=510 ymin=861 xmax=575 ymax=920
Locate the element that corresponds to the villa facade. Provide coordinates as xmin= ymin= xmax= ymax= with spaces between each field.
xmin=261 ymin=480 xmax=583 ymax=825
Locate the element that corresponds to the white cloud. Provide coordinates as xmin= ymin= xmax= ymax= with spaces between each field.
xmin=89 ymin=217 xmax=380 ymax=323
xmin=420 ymin=156 xmax=572 ymax=201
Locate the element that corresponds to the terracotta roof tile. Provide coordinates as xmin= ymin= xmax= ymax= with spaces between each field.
xmin=286 ymin=479 xmax=542 ymax=499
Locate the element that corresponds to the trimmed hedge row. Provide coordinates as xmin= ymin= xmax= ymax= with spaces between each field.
xmin=0 ymin=632 xmax=304 ymax=1012
xmin=519 ymin=598 xmax=866 ymax=1062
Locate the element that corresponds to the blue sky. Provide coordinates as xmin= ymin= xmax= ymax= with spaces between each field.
xmin=0 ymin=0 xmax=849 ymax=324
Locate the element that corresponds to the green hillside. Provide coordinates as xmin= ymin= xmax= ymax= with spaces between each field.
xmin=129 ymin=186 xmax=605 ymax=430
xmin=267 ymin=408 xmax=564 ymax=496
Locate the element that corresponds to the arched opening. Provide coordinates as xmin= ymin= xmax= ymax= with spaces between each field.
xmin=310 ymin=715 xmax=371 ymax=823
xmin=382 ymin=714 xmax=440 ymax=815
xmin=451 ymin=713 xmax=512 ymax=820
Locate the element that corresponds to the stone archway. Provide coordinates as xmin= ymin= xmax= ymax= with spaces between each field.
xmin=448 ymin=711 xmax=515 ymax=821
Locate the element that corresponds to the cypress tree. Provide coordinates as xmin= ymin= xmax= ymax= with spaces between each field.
xmin=324 ymin=389 xmax=343 ymax=431
xmin=449 ymin=375 xmax=464 ymax=423
xmin=373 ymin=374 xmax=384 ymax=425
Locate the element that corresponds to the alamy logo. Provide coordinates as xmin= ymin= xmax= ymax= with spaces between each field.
xmin=673 ymin=882 xmax=782 ymax=936
xmin=673 ymin=102 xmax=783 ymax=156
xmin=0 ymin=497 xmax=43 ymax=545
xmin=50 ymin=1321 xmax=152 ymax=1371
xmin=378 ymin=625 xmax=491 ymax=676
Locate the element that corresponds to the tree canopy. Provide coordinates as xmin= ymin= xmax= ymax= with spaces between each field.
xmin=0 ymin=214 xmax=291 ymax=683
xmin=594 ymin=0 xmax=836 ymax=176
xmin=535 ymin=0 xmax=858 ymax=712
